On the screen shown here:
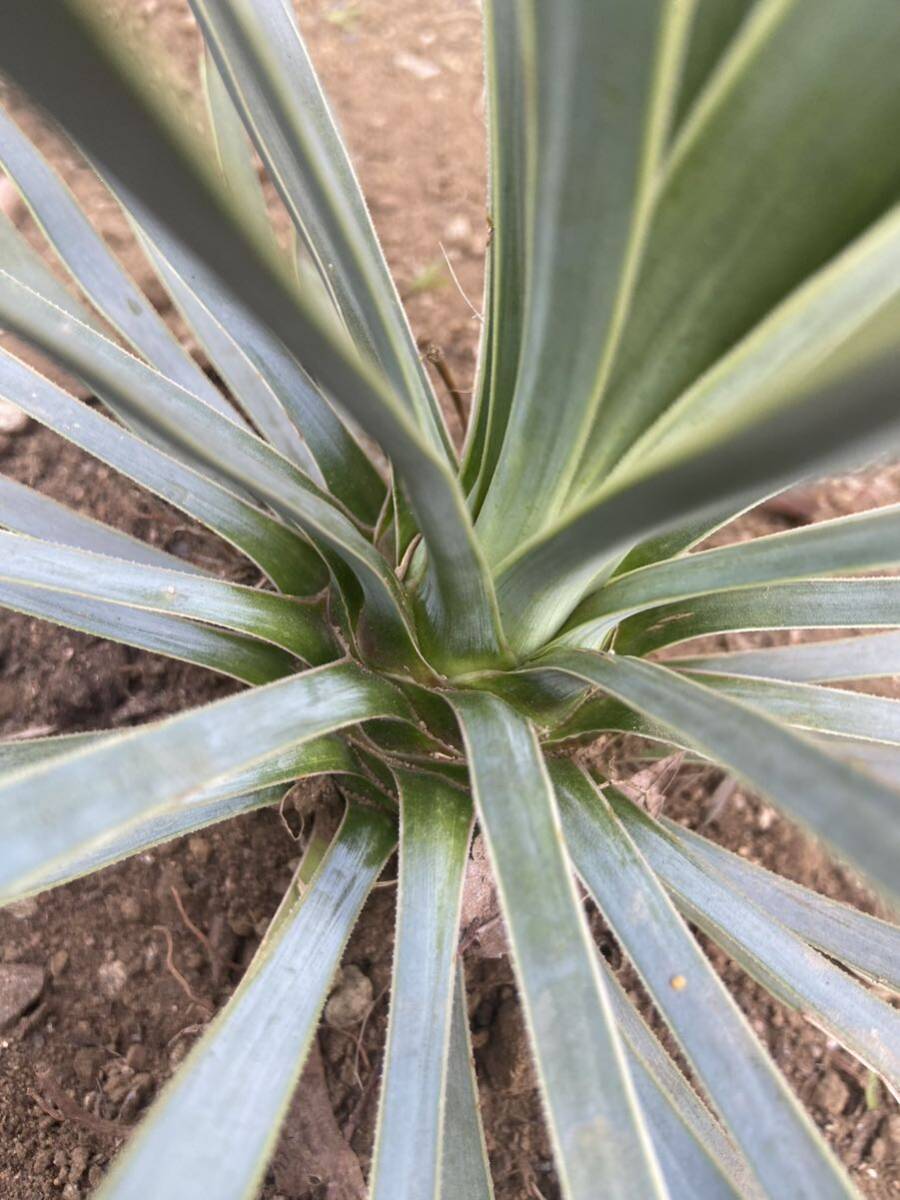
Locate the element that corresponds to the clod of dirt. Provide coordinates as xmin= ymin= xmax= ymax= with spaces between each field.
xmin=48 ymin=950 xmax=69 ymax=980
xmin=0 ymin=963 xmax=45 ymax=1029
xmin=96 ymin=960 xmax=129 ymax=1000
xmin=5 ymin=897 xmax=38 ymax=920
xmin=187 ymin=836 xmax=211 ymax=865
xmin=324 ymin=965 xmax=373 ymax=1030
xmin=72 ymin=1047 xmax=104 ymax=1085
xmin=482 ymin=998 xmax=535 ymax=1096
xmin=816 ymin=1069 xmax=852 ymax=1117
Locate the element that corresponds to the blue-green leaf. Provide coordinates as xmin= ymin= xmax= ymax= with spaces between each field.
xmin=542 ymin=650 xmax=900 ymax=903
xmin=564 ymin=503 xmax=900 ymax=646
xmin=608 ymin=790 xmax=900 ymax=1093
xmin=450 ymin=691 xmax=665 ymax=1200
xmin=0 ymin=345 xmax=321 ymax=595
xmin=0 ymin=660 xmax=408 ymax=903
xmin=0 ymin=105 xmax=238 ymax=420
xmin=661 ymin=819 xmax=900 ymax=992
xmin=99 ymin=803 xmax=395 ymax=1200
xmin=615 ymin=579 xmax=900 ymax=656
xmin=0 ymin=531 xmax=334 ymax=662
xmin=441 ymin=961 xmax=494 ymax=1200
xmin=554 ymin=761 xmax=855 ymax=1199
xmin=0 ymin=474 xmax=204 ymax=573
xmin=188 ymin=0 xmax=452 ymax=461
xmin=672 ymin=630 xmax=900 ymax=684
xmin=0 ymin=579 xmax=291 ymax=684
xmin=371 ymin=771 xmax=472 ymax=1200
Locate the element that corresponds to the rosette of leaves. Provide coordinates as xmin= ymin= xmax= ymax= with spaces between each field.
xmin=0 ymin=2 xmax=899 ymax=1198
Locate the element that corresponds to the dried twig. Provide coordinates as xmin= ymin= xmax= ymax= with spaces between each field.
xmin=31 ymin=1070 xmax=131 ymax=1139
xmin=153 ymin=925 xmax=214 ymax=1016
xmin=170 ymin=885 xmax=216 ymax=970
xmin=352 ymin=984 xmax=389 ymax=1089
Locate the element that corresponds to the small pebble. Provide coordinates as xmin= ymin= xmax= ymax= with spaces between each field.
xmin=120 ymin=897 xmax=142 ymax=923
xmin=49 ymin=950 xmax=70 ymax=979
xmin=814 ymin=1069 xmax=850 ymax=1117
xmin=68 ymin=1146 xmax=89 ymax=1184
xmin=188 ymin=836 xmax=211 ymax=865
xmin=125 ymin=1042 xmax=147 ymax=1070
xmin=5 ymin=897 xmax=38 ymax=920
xmin=72 ymin=1047 xmax=103 ymax=1084
xmin=324 ymin=964 xmax=373 ymax=1029
xmin=227 ymin=910 xmax=255 ymax=938
xmin=97 ymin=959 xmax=128 ymax=1000
xmin=0 ymin=962 xmax=45 ymax=1029
xmin=394 ymin=51 xmax=440 ymax=80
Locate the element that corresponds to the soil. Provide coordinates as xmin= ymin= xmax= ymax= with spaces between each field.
xmin=0 ymin=2 xmax=898 ymax=1197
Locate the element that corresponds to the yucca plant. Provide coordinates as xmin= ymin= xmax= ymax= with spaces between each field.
xmin=0 ymin=0 xmax=898 ymax=1196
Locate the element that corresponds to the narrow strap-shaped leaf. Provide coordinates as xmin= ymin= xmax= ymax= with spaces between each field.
xmin=662 ymin=819 xmax=900 ymax=992
xmin=441 ymin=961 xmax=494 ymax=1200
xmin=0 ymin=659 xmax=408 ymax=901
xmin=0 ymin=579 xmax=292 ymax=685
xmin=0 ymin=731 xmax=108 ymax=779
xmin=684 ymin=673 xmax=900 ymax=746
xmin=0 ymin=105 xmax=238 ymax=421
xmin=0 ymin=727 xmax=361 ymax=810
xmin=615 ymin=578 xmax=900 ymax=657
xmin=494 ymin=343 xmax=900 ymax=655
xmin=0 ymin=726 xmax=390 ymax=814
xmin=606 ymin=205 xmax=900 ymax=490
xmin=139 ymin=222 xmax=318 ymax=477
xmin=0 ymin=2 xmax=505 ymax=668
xmin=0 ymin=193 xmax=261 ymax=496
xmin=202 ymin=47 xmax=277 ymax=255
xmin=128 ymin=194 xmax=386 ymax=525
xmin=546 ymin=692 xmax=689 ymax=749
xmin=0 ymin=473 xmax=203 ymax=574
xmin=0 ymin=203 xmax=102 ymax=322
xmin=189 ymin=0 xmax=452 ymax=462
xmin=627 ymin=1045 xmax=746 ymax=1200
xmin=564 ymin=503 xmax=900 ymax=643
xmin=542 ymin=650 xmax=900 ymax=902
xmin=29 ymin=785 xmax=282 ymax=896
xmin=612 ymin=493 xmax=774 ymax=577
xmin=475 ymin=0 xmax=683 ymax=564
xmin=596 ymin=958 xmax=755 ymax=1200
xmin=574 ymin=0 xmax=900 ymax=494
xmin=460 ymin=0 xmax=528 ymax=514
xmin=553 ymin=760 xmax=855 ymax=1199
xmin=21 ymin=734 xmax=362 ymax=901
xmin=0 ymin=531 xmax=334 ymax=662
xmin=370 ymin=772 xmax=473 ymax=1200
xmin=449 ymin=691 xmax=666 ymax=1200
xmin=99 ymin=802 xmax=395 ymax=1200
xmin=0 ymin=346 xmax=322 ymax=595
xmin=547 ymin=692 xmax=900 ymax=799
xmin=608 ymin=790 xmax=900 ymax=1093
xmin=668 ymin=0 xmax=754 ymax=132
xmin=0 ymin=274 xmax=420 ymax=657
xmin=815 ymin=739 xmax=900 ymax=791
xmin=675 ymin=630 xmax=900 ymax=683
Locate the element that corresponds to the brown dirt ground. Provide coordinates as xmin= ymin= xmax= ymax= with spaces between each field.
xmin=0 ymin=2 xmax=898 ymax=1197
